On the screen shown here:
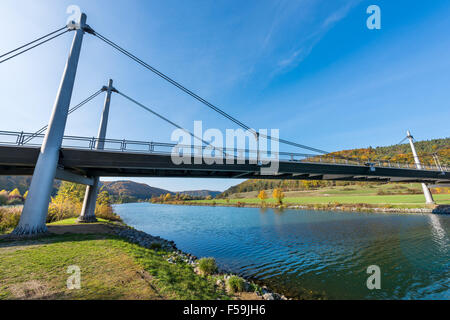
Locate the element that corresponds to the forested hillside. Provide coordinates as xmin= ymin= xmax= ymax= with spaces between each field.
xmin=219 ymin=138 xmax=449 ymax=197
xmin=101 ymin=181 xmax=171 ymax=202
xmin=325 ymin=138 xmax=449 ymax=164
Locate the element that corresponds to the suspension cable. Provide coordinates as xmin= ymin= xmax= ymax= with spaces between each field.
xmin=116 ymin=90 xmax=228 ymax=157
xmin=91 ymin=30 xmax=329 ymax=154
xmin=22 ymin=89 xmax=104 ymax=144
xmin=0 ymin=28 xmax=70 ymax=64
xmin=396 ymin=136 xmax=408 ymax=146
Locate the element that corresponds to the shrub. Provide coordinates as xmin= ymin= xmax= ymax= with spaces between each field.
xmin=226 ymin=276 xmax=245 ymax=293
xmin=0 ymin=207 xmax=22 ymax=232
xmin=149 ymin=242 xmax=162 ymax=250
xmin=0 ymin=190 xmax=9 ymax=205
xmin=8 ymin=188 xmax=21 ymax=198
xmin=198 ymin=257 xmax=218 ymax=275
xmin=47 ymin=201 xmax=80 ymax=223
xmin=95 ymin=203 xmax=122 ymax=222
xmin=6 ymin=197 xmax=23 ymax=206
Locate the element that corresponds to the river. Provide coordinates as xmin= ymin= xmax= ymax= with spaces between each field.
xmin=114 ymin=203 xmax=449 ymax=300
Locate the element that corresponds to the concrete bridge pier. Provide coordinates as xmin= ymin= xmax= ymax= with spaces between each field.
xmin=78 ymin=79 xmax=114 ymax=223
xmin=12 ymin=14 xmax=88 ymax=236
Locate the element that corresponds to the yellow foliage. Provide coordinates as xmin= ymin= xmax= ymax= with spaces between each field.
xmin=9 ymin=188 xmax=21 ymax=197
xmin=272 ymin=188 xmax=284 ymax=204
xmin=257 ymin=190 xmax=267 ymax=201
xmin=164 ymin=193 xmax=172 ymax=201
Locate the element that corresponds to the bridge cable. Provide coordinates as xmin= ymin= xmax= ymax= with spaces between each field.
xmin=396 ymin=137 xmax=408 ymax=146
xmin=90 ymin=30 xmax=329 ymax=155
xmin=116 ymin=90 xmax=229 ymax=157
xmin=0 ymin=28 xmax=70 ymax=64
xmin=0 ymin=26 xmax=67 ymax=59
xmin=22 ymin=88 xmax=104 ymax=144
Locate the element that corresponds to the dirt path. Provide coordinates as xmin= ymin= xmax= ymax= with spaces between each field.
xmin=47 ymin=223 xmax=117 ymax=235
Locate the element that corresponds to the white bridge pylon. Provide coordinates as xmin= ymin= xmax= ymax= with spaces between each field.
xmin=13 ymin=14 xmax=90 ymax=235
xmin=78 ymin=79 xmax=116 ymax=223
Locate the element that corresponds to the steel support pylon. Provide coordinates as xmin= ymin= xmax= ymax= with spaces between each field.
xmin=406 ymin=130 xmax=435 ymax=204
xmin=78 ymin=79 xmax=114 ymax=223
xmin=12 ymin=14 xmax=88 ymax=235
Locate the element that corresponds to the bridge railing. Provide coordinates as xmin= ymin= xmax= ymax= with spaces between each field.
xmin=0 ymin=130 xmax=448 ymax=172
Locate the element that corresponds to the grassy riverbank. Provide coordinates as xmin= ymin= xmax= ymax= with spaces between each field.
xmin=0 ymin=219 xmax=264 ymax=300
xmin=191 ymin=194 xmax=450 ymax=208
xmin=186 ymin=184 xmax=450 ymax=209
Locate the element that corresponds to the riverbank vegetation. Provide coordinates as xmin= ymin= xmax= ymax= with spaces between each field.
xmin=0 ymin=182 xmax=120 ymax=234
xmin=158 ymin=183 xmax=450 ymax=210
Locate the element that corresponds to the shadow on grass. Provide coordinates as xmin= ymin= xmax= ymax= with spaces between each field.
xmin=0 ymin=232 xmax=121 ymax=250
xmin=0 ymin=222 xmax=127 ymax=248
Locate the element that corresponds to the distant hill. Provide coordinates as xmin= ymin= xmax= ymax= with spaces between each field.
xmin=0 ymin=176 xmax=60 ymax=196
xmin=179 ymin=190 xmax=221 ymax=198
xmin=0 ymin=177 xmax=219 ymax=202
xmin=220 ymin=138 xmax=450 ymax=197
xmin=100 ymin=181 xmax=171 ymax=202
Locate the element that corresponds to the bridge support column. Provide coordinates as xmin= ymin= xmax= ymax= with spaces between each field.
xmin=407 ymin=130 xmax=435 ymax=204
xmin=78 ymin=79 xmax=114 ymax=223
xmin=12 ymin=14 xmax=88 ymax=236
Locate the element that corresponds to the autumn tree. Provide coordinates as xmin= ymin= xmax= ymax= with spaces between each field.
xmin=97 ymin=189 xmax=112 ymax=206
xmin=272 ymin=188 xmax=284 ymax=205
xmin=0 ymin=190 xmax=8 ymax=205
xmin=164 ymin=193 xmax=172 ymax=202
xmin=257 ymin=190 xmax=268 ymax=204
xmin=9 ymin=188 xmax=21 ymax=198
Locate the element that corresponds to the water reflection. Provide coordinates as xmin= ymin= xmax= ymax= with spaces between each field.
xmin=429 ymin=214 xmax=448 ymax=253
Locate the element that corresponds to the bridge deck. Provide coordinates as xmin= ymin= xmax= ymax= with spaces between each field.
xmin=0 ymin=145 xmax=449 ymax=183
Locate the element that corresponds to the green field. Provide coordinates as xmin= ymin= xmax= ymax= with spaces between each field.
xmin=192 ymin=184 xmax=450 ymax=208
xmin=194 ymin=194 xmax=450 ymax=207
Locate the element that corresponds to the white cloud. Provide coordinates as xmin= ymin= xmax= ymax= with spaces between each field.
xmin=274 ymin=0 xmax=361 ymax=73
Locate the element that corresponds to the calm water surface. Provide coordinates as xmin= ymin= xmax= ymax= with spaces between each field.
xmin=114 ymin=203 xmax=449 ymax=299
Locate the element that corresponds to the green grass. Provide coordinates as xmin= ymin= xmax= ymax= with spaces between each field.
xmin=47 ymin=217 xmax=111 ymax=226
xmin=0 ymin=232 xmax=230 ymax=300
xmin=192 ymin=183 xmax=450 ymax=208
xmin=192 ymin=191 xmax=450 ymax=208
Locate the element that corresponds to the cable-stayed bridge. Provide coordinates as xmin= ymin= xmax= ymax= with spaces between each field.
xmin=1 ymin=13 xmax=449 ymax=235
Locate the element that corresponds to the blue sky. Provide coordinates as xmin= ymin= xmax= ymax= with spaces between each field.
xmin=1 ymin=0 xmax=449 ymax=192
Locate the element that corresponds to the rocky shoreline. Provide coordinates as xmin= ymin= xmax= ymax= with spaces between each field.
xmin=161 ymin=201 xmax=450 ymax=214
xmin=111 ymin=223 xmax=289 ymax=300
xmin=286 ymin=204 xmax=450 ymax=214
